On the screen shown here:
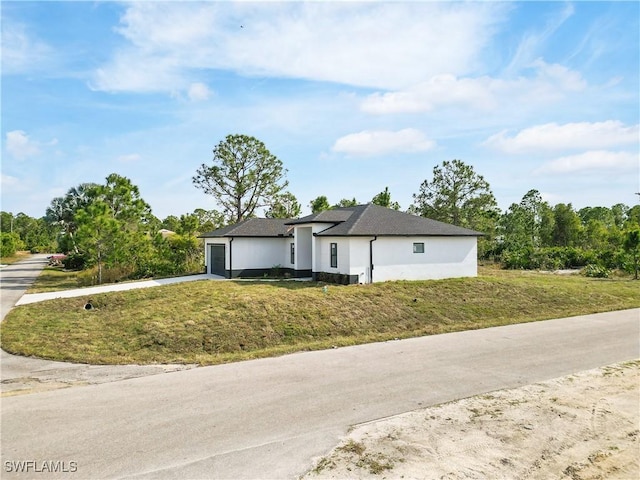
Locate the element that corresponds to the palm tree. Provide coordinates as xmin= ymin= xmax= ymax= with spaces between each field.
xmin=45 ymin=183 xmax=98 ymax=253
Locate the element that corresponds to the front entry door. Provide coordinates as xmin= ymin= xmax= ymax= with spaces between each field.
xmin=209 ymin=244 xmax=226 ymax=276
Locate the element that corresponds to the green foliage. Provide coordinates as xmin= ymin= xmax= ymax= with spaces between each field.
xmin=333 ymin=198 xmax=359 ymax=208
xmin=63 ymin=253 xmax=89 ymax=270
xmin=45 ymin=182 xmax=100 ymax=253
xmin=497 ymin=194 xmax=637 ymax=273
xmin=1 ymin=232 xmax=23 ymax=257
xmin=269 ymin=264 xmax=284 ymax=277
xmin=412 ymin=159 xmax=499 ymax=231
xmin=265 ymin=192 xmax=301 ymax=218
xmin=626 ymin=205 xmax=640 ymax=227
xmin=552 ymin=203 xmax=582 ymax=247
xmin=1 ymin=212 xmax=57 ymax=253
xmin=583 ymin=264 xmax=610 ymax=278
xmin=372 ymin=187 xmax=401 ymax=210
xmin=623 ymin=229 xmax=640 ymax=279
xmin=160 ymin=215 xmax=181 ymax=233
xmin=192 ymin=134 xmax=288 ymax=222
xmin=142 ymin=233 xmax=204 ymax=278
xmin=192 ymin=208 xmax=225 ymax=233
xmin=502 ymin=246 xmax=599 ymax=270
xmin=178 ymin=213 xmax=199 ymax=236
xmin=309 ymin=195 xmax=331 ymax=213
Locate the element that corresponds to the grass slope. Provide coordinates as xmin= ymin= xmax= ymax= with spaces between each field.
xmin=1 ymin=272 xmax=638 ymax=365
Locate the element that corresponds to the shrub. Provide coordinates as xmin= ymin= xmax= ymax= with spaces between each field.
xmin=30 ymin=245 xmax=55 ymax=254
xmin=502 ymin=247 xmax=598 ymax=270
xmin=583 ymin=264 xmax=610 ymax=278
xmin=269 ymin=264 xmax=283 ymax=278
xmin=63 ymin=253 xmax=89 ymax=270
xmin=76 ymin=265 xmax=135 ymax=286
xmin=500 ymin=248 xmax=533 ymax=269
xmin=1 ymin=232 xmax=23 ymax=258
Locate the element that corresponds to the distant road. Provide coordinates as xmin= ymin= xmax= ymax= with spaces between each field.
xmin=0 ymin=254 xmax=48 ymax=321
xmin=1 ymin=308 xmax=638 ymax=479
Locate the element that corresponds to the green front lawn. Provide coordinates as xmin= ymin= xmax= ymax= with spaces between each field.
xmin=1 ymin=271 xmax=638 ymax=365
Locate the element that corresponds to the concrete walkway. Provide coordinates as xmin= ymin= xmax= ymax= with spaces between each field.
xmin=16 ymin=272 xmax=224 ymax=305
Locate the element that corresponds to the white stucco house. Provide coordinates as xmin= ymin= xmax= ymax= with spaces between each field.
xmin=200 ymin=204 xmax=483 ymax=284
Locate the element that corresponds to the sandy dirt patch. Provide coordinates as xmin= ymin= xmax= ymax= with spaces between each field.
xmin=304 ymin=361 xmax=639 ymax=480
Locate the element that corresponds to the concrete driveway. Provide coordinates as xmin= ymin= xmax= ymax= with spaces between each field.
xmin=1 ymin=308 xmax=638 ymax=479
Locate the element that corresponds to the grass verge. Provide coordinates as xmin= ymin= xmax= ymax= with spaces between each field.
xmin=1 ymin=272 xmax=638 ymax=365
xmin=27 ymin=267 xmax=79 ymax=293
xmin=0 ymin=251 xmax=31 ymax=265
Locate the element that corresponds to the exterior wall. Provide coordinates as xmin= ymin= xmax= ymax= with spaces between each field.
xmin=293 ymin=223 xmax=336 ymax=279
xmin=348 ymin=237 xmax=374 ymax=284
xmin=370 ymin=236 xmax=477 ymax=282
xmin=205 ymin=233 xmax=477 ymax=282
xmin=231 ymin=238 xmax=289 ymax=270
xmin=204 ymin=237 xmax=291 ymax=277
xmin=294 ymin=226 xmax=313 ymax=270
xmin=314 ymin=236 xmax=477 ymax=283
xmin=315 ymin=237 xmax=350 ymax=275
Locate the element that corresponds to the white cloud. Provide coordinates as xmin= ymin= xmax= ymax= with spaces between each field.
xmin=92 ymin=2 xmax=506 ymax=93
xmin=5 ymin=130 xmax=41 ymax=159
xmin=188 ymin=82 xmax=211 ymax=102
xmin=1 ymin=22 xmax=53 ymax=75
xmin=91 ymin=54 xmax=183 ymax=93
xmin=361 ymin=60 xmax=586 ymax=115
xmin=0 ymin=173 xmax=21 ymax=190
xmin=484 ymin=121 xmax=639 ymax=154
xmin=362 ymin=74 xmax=497 ymax=114
xmin=117 ymin=153 xmax=141 ymax=163
xmin=505 ymin=3 xmax=575 ymax=75
xmin=332 ymin=129 xmax=435 ymax=157
xmin=535 ymin=151 xmax=638 ymax=174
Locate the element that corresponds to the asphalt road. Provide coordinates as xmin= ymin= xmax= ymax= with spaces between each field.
xmin=1 ymin=256 xmax=198 ymax=395
xmin=0 ymin=253 xmax=49 ymax=321
xmin=1 ymin=308 xmax=638 ymax=479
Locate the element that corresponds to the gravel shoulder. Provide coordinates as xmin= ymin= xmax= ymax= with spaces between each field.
xmin=304 ymin=360 xmax=639 ymax=480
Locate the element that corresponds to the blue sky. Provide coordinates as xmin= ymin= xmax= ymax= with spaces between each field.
xmin=2 ymin=1 xmax=638 ymax=220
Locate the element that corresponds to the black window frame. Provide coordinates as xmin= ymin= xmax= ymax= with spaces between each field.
xmin=330 ymin=242 xmax=338 ymax=268
xmin=413 ymin=242 xmax=425 ymax=254
xmin=290 ymin=242 xmax=295 ymax=264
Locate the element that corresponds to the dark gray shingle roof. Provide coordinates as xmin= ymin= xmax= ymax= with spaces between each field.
xmin=287 ymin=208 xmax=356 ymax=224
xmin=290 ymin=204 xmax=483 ymax=237
xmin=200 ymin=218 xmax=294 ymax=238
xmin=201 ymin=205 xmax=483 ymax=238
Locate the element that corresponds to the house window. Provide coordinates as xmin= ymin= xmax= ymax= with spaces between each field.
xmin=290 ymin=243 xmax=295 ymax=264
xmin=330 ymin=243 xmax=338 ymax=268
xmin=413 ymin=242 xmax=425 ymax=253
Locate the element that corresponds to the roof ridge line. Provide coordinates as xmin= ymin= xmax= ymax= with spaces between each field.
xmin=344 ymin=203 xmax=372 ymax=235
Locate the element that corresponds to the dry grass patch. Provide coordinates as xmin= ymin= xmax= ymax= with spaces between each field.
xmin=1 ymin=272 xmax=638 ymax=365
xmin=0 ymin=251 xmax=31 ymax=265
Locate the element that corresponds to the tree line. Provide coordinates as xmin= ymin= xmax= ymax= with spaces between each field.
xmin=2 ymin=134 xmax=638 ymax=282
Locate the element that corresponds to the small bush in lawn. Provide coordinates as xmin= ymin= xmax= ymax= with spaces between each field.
xmin=63 ymin=253 xmax=89 ymax=270
xmin=583 ymin=264 xmax=610 ymax=278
